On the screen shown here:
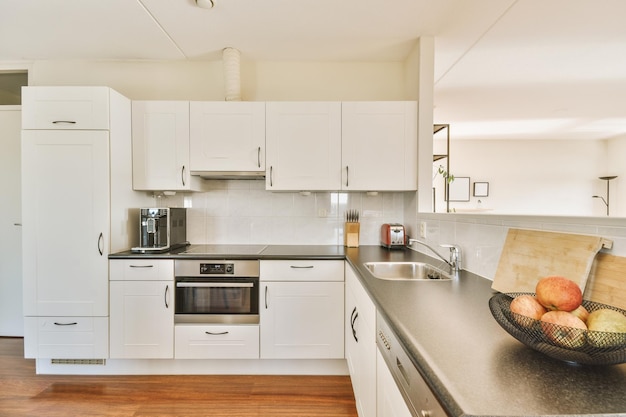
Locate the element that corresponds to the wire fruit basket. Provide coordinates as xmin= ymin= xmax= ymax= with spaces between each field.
xmin=489 ymin=292 xmax=626 ymax=366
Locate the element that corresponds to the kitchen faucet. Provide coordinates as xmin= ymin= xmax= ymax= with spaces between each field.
xmin=407 ymin=239 xmax=462 ymax=273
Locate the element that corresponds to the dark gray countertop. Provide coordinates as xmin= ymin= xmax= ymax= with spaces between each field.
xmin=110 ymin=244 xmax=626 ymax=416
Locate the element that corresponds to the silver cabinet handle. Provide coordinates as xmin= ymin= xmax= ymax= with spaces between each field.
xmin=54 ymin=322 xmax=78 ymax=326
xmin=176 ymin=282 xmax=253 ymax=288
xmin=52 ymin=120 xmax=76 ymax=124
xmin=350 ymin=306 xmax=358 ymax=342
xmin=269 ymin=166 xmax=273 ymax=187
xmin=257 ymin=146 xmax=261 ymax=168
xmin=265 ymin=286 xmax=268 ymax=309
xmin=181 ymin=165 xmax=186 ymax=187
xmin=205 ymin=331 xmax=229 ymax=336
xmin=290 ymin=265 xmax=314 ymax=269
xmin=345 ymin=166 xmax=349 ymax=187
xmin=129 ymin=265 xmax=154 ymax=268
xmin=164 ymin=284 xmax=170 ymax=309
xmin=14 ymin=223 xmax=22 ymax=226
xmin=97 ymin=233 xmax=104 ymax=256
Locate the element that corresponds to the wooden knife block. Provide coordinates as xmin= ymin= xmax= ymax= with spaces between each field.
xmin=344 ymin=222 xmax=360 ymax=248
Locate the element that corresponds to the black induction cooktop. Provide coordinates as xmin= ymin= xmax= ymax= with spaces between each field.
xmin=178 ymin=244 xmax=268 ymax=256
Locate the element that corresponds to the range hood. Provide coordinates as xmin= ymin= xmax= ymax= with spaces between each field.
xmin=191 ymin=170 xmax=266 ymax=180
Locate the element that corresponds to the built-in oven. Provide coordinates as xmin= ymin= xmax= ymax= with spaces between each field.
xmin=174 ymin=259 xmax=260 ymax=324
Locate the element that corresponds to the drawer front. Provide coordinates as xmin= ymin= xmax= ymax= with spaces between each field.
xmin=22 ymin=86 xmax=110 ymax=130
xmin=175 ymin=324 xmax=259 ymax=359
xmin=260 ymin=260 xmax=344 ymax=282
xmin=24 ymin=316 xmax=108 ymax=359
xmin=109 ymin=259 xmax=174 ymax=281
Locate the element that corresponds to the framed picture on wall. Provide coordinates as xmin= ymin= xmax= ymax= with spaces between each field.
xmin=448 ymin=177 xmax=470 ymax=202
xmin=473 ymin=182 xmax=489 ymax=197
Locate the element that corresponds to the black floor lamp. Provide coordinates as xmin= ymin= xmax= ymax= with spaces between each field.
xmin=592 ymin=175 xmax=617 ymax=216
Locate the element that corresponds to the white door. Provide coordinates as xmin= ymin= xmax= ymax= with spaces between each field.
xmin=265 ymin=102 xmax=342 ymax=190
xmin=110 ymin=280 xmax=174 ymax=359
xmin=21 ymin=130 xmax=110 ymax=317
xmin=0 ymin=109 xmax=23 ymax=336
xmin=260 ymin=281 xmax=344 ymax=359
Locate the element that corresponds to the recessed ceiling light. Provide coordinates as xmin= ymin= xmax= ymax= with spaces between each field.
xmin=196 ymin=0 xmax=214 ymax=9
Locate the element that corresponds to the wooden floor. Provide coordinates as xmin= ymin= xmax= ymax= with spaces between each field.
xmin=0 ymin=337 xmax=358 ymax=417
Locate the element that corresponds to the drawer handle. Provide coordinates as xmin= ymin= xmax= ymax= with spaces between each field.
xmin=257 ymin=146 xmax=261 ymax=168
xmin=165 ymin=284 xmax=170 ymax=309
xmin=205 ymin=331 xmax=229 ymax=336
xmin=54 ymin=322 xmax=78 ymax=326
xmin=52 ymin=120 xmax=77 ymax=124
xmin=129 ymin=265 xmax=154 ymax=268
xmin=290 ymin=265 xmax=314 ymax=269
xmin=97 ymin=232 xmax=104 ymax=256
xmin=181 ymin=165 xmax=186 ymax=187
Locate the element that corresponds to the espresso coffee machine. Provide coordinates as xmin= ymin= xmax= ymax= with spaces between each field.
xmin=132 ymin=208 xmax=188 ymax=253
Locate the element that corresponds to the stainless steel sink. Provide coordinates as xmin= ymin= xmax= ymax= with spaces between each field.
xmin=363 ymin=262 xmax=452 ymax=281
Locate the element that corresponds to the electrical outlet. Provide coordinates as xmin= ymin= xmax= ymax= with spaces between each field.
xmin=419 ymin=221 xmax=426 ymax=238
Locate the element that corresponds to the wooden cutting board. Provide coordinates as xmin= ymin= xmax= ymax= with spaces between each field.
xmin=585 ymin=253 xmax=626 ymax=310
xmin=492 ymin=228 xmax=612 ymax=294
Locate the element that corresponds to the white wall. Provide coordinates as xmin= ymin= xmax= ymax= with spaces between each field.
xmin=437 ymin=139 xmax=609 ymax=216
xmin=29 ymin=59 xmax=408 ymax=101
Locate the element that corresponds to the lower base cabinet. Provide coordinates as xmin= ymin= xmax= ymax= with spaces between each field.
xmin=109 ymin=280 xmax=174 ymax=359
xmin=23 ymin=316 xmax=108 ymax=359
xmin=175 ymin=324 xmax=260 ymax=359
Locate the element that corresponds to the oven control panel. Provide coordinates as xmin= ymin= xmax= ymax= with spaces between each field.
xmin=200 ymin=263 xmax=234 ymax=274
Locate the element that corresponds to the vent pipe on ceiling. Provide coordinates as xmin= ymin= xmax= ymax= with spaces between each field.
xmin=223 ymin=47 xmax=241 ymax=101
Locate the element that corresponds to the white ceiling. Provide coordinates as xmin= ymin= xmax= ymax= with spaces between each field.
xmin=1 ymin=0 xmax=625 ymax=141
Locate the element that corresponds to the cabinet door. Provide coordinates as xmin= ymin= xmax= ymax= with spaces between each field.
xmin=22 ymin=130 xmax=109 ymax=317
xmin=190 ymin=101 xmax=265 ymax=173
xmin=21 ymin=86 xmax=110 ymax=130
xmin=342 ymin=101 xmax=418 ymax=191
xmin=345 ymin=265 xmax=377 ymax=417
xmin=110 ymin=280 xmax=174 ymax=359
xmin=132 ymin=101 xmax=202 ymax=191
xmin=266 ymin=102 xmax=341 ymax=190
xmin=376 ymin=349 xmax=414 ymax=417
xmin=260 ymin=281 xmax=344 ymax=359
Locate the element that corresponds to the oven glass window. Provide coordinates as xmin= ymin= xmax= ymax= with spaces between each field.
xmin=175 ymin=278 xmax=259 ymax=315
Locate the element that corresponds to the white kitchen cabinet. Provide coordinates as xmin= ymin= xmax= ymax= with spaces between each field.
xmin=259 ymin=260 xmax=344 ymax=359
xmin=23 ymin=316 xmax=109 ymax=359
xmin=21 ymin=86 xmax=110 ymax=130
xmin=109 ymin=259 xmax=174 ymax=359
xmin=131 ymin=100 xmax=203 ymax=191
xmin=265 ymin=102 xmax=342 ymax=191
xmin=376 ymin=348 xmax=413 ymax=417
xmin=22 ymin=129 xmax=110 ymax=317
xmin=175 ymin=324 xmax=259 ymax=359
xmin=190 ymin=101 xmax=265 ymax=175
xmin=110 ymin=280 xmax=174 ymax=359
xmin=345 ymin=264 xmax=377 ymax=417
xmin=341 ymin=101 xmax=418 ymax=191
xmin=21 ymin=86 xmax=151 ymax=359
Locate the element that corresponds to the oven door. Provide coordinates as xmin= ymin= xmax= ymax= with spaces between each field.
xmin=175 ymin=277 xmax=259 ymax=324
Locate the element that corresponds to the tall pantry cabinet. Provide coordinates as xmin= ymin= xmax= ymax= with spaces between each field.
xmin=21 ymin=86 xmax=150 ymax=359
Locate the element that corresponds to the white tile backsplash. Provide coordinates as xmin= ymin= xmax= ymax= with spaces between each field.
xmin=164 ymin=180 xmax=406 ymax=245
xmin=414 ymin=213 xmax=626 ymax=281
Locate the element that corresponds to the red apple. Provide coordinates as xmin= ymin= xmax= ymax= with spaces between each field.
xmin=540 ymin=310 xmax=588 ymax=348
xmin=510 ymin=294 xmax=547 ymax=325
xmin=570 ymin=304 xmax=590 ymax=323
xmin=535 ymin=275 xmax=582 ymax=312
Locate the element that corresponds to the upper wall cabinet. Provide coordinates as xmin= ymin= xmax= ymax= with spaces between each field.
xmin=265 ymin=102 xmax=342 ymax=191
xmin=131 ymin=101 xmax=203 ymax=192
xmin=190 ymin=101 xmax=266 ymax=177
xmin=341 ymin=101 xmax=418 ymax=191
xmin=22 ymin=86 xmax=110 ymax=130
